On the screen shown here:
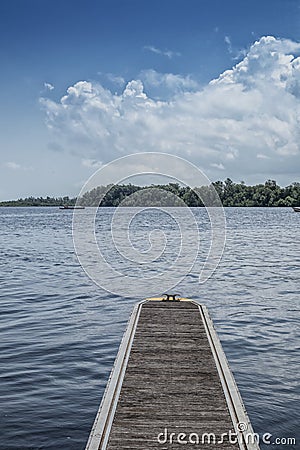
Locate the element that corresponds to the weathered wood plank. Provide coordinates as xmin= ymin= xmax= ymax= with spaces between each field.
xmin=86 ymin=300 xmax=259 ymax=450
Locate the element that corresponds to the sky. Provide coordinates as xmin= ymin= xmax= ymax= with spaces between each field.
xmin=1 ymin=0 xmax=300 ymax=200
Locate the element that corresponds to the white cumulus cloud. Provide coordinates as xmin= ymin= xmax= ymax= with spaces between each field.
xmin=40 ymin=36 xmax=300 ymax=185
xmin=140 ymin=69 xmax=199 ymax=99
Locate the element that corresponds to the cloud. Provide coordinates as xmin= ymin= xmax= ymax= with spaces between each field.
xmin=257 ymin=153 xmax=270 ymax=159
xmin=139 ymin=69 xmax=199 ymax=99
xmin=211 ymin=163 xmax=225 ymax=170
xmin=82 ymin=158 xmax=103 ymax=169
xmin=4 ymin=162 xmax=32 ymax=171
xmin=5 ymin=162 xmax=21 ymax=170
xmin=224 ymin=35 xmax=247 ymax=60
xmin=97 ymin=72 xmax=125 ymax=87
xmin=40 ymin=36 xmax=300 ymax=185
xmin=44 ymin=82 xmax=54 ymax=91
xmin=225 ymin=35 xmax=233 ymax=53
xmin=106 ymin=74 xmax=125 ymax=86
xmin=144 ymin=45 xmax=181 ymax=59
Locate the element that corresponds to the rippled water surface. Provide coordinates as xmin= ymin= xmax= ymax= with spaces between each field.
xmin=0 ymin=207 xmax=299 ymax=449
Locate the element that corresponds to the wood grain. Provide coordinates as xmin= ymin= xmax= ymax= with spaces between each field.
xmin=106 ymin=301 xmax=240 ymax=449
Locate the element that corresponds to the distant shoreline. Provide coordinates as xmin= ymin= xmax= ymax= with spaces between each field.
xmin=0 ymin=205 xmax=297 ymax=209
xmin=0 ymin=179 xmax=299 ymax=208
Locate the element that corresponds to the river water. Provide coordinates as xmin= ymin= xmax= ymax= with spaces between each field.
xmin=0 ymin=207 xmax=299 ymax=449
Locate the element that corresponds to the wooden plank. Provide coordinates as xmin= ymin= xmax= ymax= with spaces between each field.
xmin=85 ymin=300 xmax=260 ymax=450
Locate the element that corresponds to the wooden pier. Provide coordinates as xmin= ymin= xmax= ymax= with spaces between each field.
xmin=86 ymin=298 xmax=259 ymax=449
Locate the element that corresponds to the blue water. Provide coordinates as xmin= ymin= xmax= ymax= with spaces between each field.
xmin=0 ymin=207 xmax=299 ymax=449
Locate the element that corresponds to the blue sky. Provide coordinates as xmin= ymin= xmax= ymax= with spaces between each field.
xmin=1 ymin=0 xmax=300 ymax=200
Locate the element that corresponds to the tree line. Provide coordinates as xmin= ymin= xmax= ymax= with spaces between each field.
xmin=0 ymin=196 xmax=76 ymax=207
xmin=0 ymin=179 xmax=299 ymax=207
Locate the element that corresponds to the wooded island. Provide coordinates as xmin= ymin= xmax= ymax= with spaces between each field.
xmin=1 ymin=179 xmax=299 ymax=207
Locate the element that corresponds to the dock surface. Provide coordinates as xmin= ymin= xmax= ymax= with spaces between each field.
xmin=86 ymin=300 xmax=259 ymax=450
